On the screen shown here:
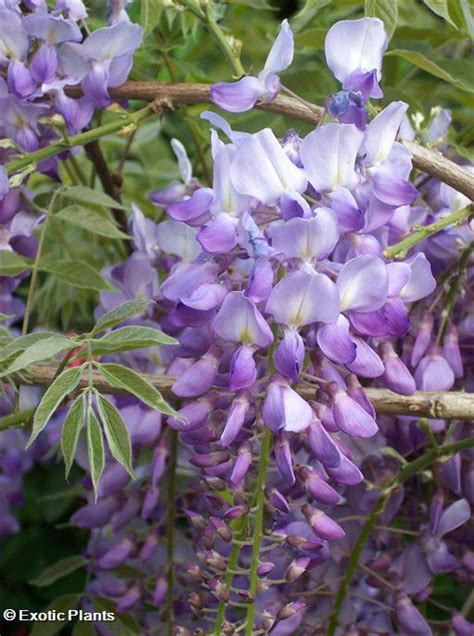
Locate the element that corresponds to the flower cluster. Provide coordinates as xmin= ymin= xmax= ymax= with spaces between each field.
xmin=0 ymin=10 xmax=472 ymax=636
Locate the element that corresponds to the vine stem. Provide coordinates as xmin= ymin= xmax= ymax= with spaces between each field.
xmin=166 ymin=428 xmax=178 ymax=636
xmin=21 ymin=190 xmax=60 ymax=335
xmin=5 ymin=104 xmax=153 ymax=177
xmin=436 ymin=241 xmax=474 ymax=344
xmin=384 ymin=206 xmax=472 ymax=260
xmin=177 ymin=0 xmax=244 ymax=77
xmin=326 ymin=435 xmax=474 ymax=636
xmin=244 ymin=426 xmax=272 ymax=635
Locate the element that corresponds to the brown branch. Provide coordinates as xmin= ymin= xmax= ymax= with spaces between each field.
xmin=83 ymin=139 xmax=131 ymax=252
xmin=66 ymin=81 xmax=474 ymax=201
xmin=14 ymin=365 xmax=474 ymax=420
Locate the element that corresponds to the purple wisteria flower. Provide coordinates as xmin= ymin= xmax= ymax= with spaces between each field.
xmin=211 ymin=19 xmax=293 ymax=112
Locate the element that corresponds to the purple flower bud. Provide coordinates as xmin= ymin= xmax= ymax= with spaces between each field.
xmin=208 ymin=578 xmax=230 ymax=602
xmin=172 ymin=347 xmax=221 ymax=397
xmin=297 ymin=465 xmax=342 ymax=505
xmin=276 ymin=600 xmax=306 ymax=621
xmin=325 ymin=453 xmax=364 ymax=485
xmin=443 ymin=325 xmax=463 ymax=378
xmin=395 ymin=594 xmax=432 ymax=636
xmin=285 ymin=556 xmax=310 ymax=582
xmin=265 ymin=486 xmax=290 ymax=513
xmin=230 ymin=440 xmax=252 ymax=486
xmin=274 ymin=329 xmax=305 ymax=382
xmin=380 ymin=341 xmax=416 ymax=395
xmin=113 ymin=493 xmax=140 ymax=531
xmin=189 ymin=451 xmax=230 ymax=469
xmin=346 ymin=374 xmax=375 ymax=416
xmin=97 ymin=536 xmax=134 ymax=570
xmin=97 ymin=463 xmax=130 ymax=498
xmin=306 ymin=418 xmax=342 ymax=468
xmin=168 ymin=397 xmax=213 ymax=431
xmin=210 ymin=516 xmax=233 ymax=542
xmin=258 ymin=560 xmax=275 ymax=576
xmin=152 ymin=577 xmax=167 ymax=606
xmin=139 ymin=534 xmax=158 ymax=564
xmin=411 ymin=312 xmax=433 ymax=367
xmin=141 ymin=486 xmax=159 ymax=520
xmin=116 ymin=582 xmax=141 ymax=613
xmin=224 ymin=504 xmax=249 ymax=519
xmin=302 ymin=503 xmax=345 ymax=540
xmin=415 ymin=345 xmax=455 ymax=391
xmin=452 ymin=613 xmax=474 ymax=636
xmin=274 ymin=432 xmax=295 ymax=485
xmin=229 ymin=345 xmax=256 ymax=391
xmin=328 ymin=383 xmax=378 ymax=438
xmin=221 ymin=391 xmax=251 ymax=447
xmin=71 ymin=497 xmax=120 ymax=529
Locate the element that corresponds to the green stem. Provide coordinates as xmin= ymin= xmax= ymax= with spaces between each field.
xmin=244 ymin=426 xmax=272 ymax=635
xmin=6 ymin=105 xmax=152 ymax=177
xmin=166 ymin=429 xmax=178 ymax=636
xmin=204 ymin=14 xmax=245 ymax=77
xmin=213 ymin=519 xmax=248 ymax=634
xmin=384 ymin=206 xmax=472 ymax=260
xmin=436 ymin=241 xmax=474 ymax=344
xmin=327 ymin=435 xmax=474 ymax=636
xmin=0 ymin=407 xmax=35 ymax=431
xmin=178 ymin=0 xmax=244 ymax=77
xmin=22 ymin=190 xmax=60 ymax=335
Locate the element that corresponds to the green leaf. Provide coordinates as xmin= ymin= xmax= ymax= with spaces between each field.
xmin=139 ymin=0 xmax=161 ymax=35
xmin=72 ymin=623 xmax=96 ymax=636
xmin=0 ymin=250 xmax=30 ymax=276
xmin=28 ymin=366 xmax=83 ymax=446
xmin=41 ymin=259 xmax=113 ymax=291
xmin=291 ymin=0 xmax=332 ymax=33
xmin=295 ymin=27 xmax=327 ymax=49
xmin=0 ymin=331 xmax=58 ymax=364
xmin=87 ymin=407 xmax=105 ymax=497
xmin=30 ymin=595 xmax=79 ymax=636
xmin=54 ymin=205 xmax=129 ymax=239
xmin=29 ymin=555 xmax=86 ymax=587
xmin=61 ymin=185 xmax=128 ymax=210
xmin=92 ymin=597 xmax=140 ymax=635
xmin=386 ymin=49 xmax=474 ymax=92
xmin=449 ymin=0 xmax=474 ymax=37
xmin=99 ymin=363 xmax=179 ymax=417
xmin=91 ymin=299 xmax=153 ymax=335
xmin=91 ymin=325 xmax=177 ymax=355
xmin=423 ymin=0 xmax=457 ymax=27
xmin=96 ymin=394 xmax=134 ymax=478
xmin=365 ymin=0 xmax=398 ymax=39
xmin=61 ymin=395 xmax=85 ymax=478
xmin=1 ymin=335 xmax=77 ymax=377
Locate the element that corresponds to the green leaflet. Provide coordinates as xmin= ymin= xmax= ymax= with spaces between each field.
xmin=96 ymin=394 xmax=134 ymax=478
xmin=28 ymin=366 xmax=83 ymax=446
xmin=99 ymin=363 xmax=180 ymax=417
xmin=87 ymin=407 xmax=105 ymax=497
xmin=29 ymin=555 xmax=86 ymax=587
xmin=1 ymin=335 xmax=77 ymax=377
xmin=40 ymin=260 xmax=113 ymax=292
xmin=91 ymin=299 xmax=153 ymax=335
xmin=61 ymin=395 xmax=85 ymax=478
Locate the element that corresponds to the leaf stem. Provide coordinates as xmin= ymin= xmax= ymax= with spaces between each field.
xmin=384 ymin=206 xmax=472 ymax=260
xmin=22 ymin=190 xmax=60 ymax=335
xmin=6 ymin=105 xmax=153 ymax=177
xmin=327 ymin=435 xmax=474 ymax=635
xmin=244 ymin=426 xmax=272 ymax=635
xmin=166 ymin=428 xmax=178 ymax=636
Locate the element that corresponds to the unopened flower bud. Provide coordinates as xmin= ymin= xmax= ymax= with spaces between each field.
xmin=285 ymin=556 xmax=310 ymax=582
